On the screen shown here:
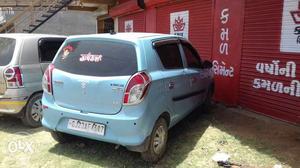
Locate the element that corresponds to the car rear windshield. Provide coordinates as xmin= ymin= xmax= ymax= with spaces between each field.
xmin=0 ymin=37 xmax=16 ymax=66
xmin=53 ymin=40 xmax=137 ymax=77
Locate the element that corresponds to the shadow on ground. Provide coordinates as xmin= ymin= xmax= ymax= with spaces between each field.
xmin=210 ymin=105 xmax=300 ymax=168
xmin=0 ymin=115 xmax=42 ymax=134
xmin=48 ymin=107 xmax=213 ymax=167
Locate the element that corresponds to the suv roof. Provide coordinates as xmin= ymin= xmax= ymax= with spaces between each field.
xmin=67 ymin=33 xmax=181 ymax=43
xmin=0 ymin=33 xmax=66 ymax=40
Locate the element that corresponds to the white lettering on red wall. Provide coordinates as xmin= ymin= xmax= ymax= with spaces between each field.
xmin=219 ymin=8 xmax=229 ymax=55
xmin=170 ymin=11 xmax=189 ymax=39
xmin=253 ymin=60 xmax=300 ymax=97
xmin=213 ymin=60 xmax=234 ymax=77
xmin=213 ymin=8 xmax=234 ymax=78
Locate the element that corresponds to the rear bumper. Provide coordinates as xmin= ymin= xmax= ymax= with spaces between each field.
xmin=0 ymin=97 xmax=27 ymax=114
xmin=41 ymin=94 xmax=154 ymax=152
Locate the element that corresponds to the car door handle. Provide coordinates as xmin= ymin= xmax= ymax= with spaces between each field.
xmin=53 ymin=80 xmax=64 ymax=85
xmin=168 ymin=82 xmax=175 ymax=89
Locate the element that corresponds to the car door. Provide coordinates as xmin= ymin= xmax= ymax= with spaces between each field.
xmin=180 ymin=40 xmax=208 ymax=109
xmin=38 ymin=38 xmax=65 ymax=73
xmin=153 ymin=39 xmax=190 ymax=123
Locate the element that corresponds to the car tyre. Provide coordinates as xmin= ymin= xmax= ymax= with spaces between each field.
xmin=141 ymin=117 xmax=168 ymax=163
xmin=21 ymin=93 xmax=43 ymax=128
xmin=203 ymin=85 xmax=214 ymax=108
xmin=51 ymin=131 xmax=74 ymax=143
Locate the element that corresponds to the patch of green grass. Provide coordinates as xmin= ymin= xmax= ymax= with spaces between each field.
xmin=0 ymin=108 xmax=297 ymax=168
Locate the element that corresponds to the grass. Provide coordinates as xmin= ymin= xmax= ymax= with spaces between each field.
xmin=0 ymin=105 xmax=299 ymax=168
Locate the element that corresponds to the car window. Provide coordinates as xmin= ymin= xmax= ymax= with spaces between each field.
xmin=0 ymin=37 xmax=16 ymax=66
xmin=39 ymin=38 xmax=65 ymax=62
xmin=53 ymin=40 xmax=137 ymax=77
xmin=181 ymin=42 xmax=202 ymax=69
xmin=155 ymin=43 xmax=183 ymax=69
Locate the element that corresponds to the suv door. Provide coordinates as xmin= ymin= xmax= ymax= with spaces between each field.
xmin=153 ymin=39 xmax=190 ymax=122
xmin=181 ymin=40 xmax=208 ymax=107
xmin=38 ymin=38 xmax=65 ymax=73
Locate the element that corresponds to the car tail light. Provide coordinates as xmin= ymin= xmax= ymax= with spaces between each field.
xmin=123 ymin=72 xmax=151 ymax=105
xmin=4 ymin=67 xmax=24 ymax=88
xmin=42 ymin=64 xmax=55 ymax=95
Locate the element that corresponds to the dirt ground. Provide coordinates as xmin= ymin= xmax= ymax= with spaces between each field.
xmin=0 ymin=104 xmax=299 ymax=168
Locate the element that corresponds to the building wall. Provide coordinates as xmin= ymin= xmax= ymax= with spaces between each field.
xmin=34 ymin=10 xmax=97 ymax=35
xmin=110 ymin=0 xmax=300 ymax=125
xmin=239 ymin=0 xmax=300 ymax=124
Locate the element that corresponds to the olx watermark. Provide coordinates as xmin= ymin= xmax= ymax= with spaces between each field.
xmin=6 ymin=131 xmax=34 ymax=153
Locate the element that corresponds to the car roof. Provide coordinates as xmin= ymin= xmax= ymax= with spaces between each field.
xmin=67 ymin=32 xmax=181 ymax=43
xmin=0 ymin=33 xmax=67 ymax=40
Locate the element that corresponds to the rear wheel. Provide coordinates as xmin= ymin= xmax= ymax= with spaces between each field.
xmin=21 ymin=93 xmax=43 ymax=128
xmin=51 ymin=131 xmax=74 ymax=143
xmin=141 ymin=118 xmax=168 ymax=163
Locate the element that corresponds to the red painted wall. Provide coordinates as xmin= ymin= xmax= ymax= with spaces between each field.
xmin=155 ymin=0 xmax=214 ymax=61
xmin=118 ymin=11 xmax=146 ymax=32
xmin=239 ymin=0 xmax=300 ymax=124
xmin=212 ymin=0 xmax=245 ymax=106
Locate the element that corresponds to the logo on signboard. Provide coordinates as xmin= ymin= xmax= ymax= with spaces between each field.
xmin=173 ymin=16 xmax=185 ymax=31
xmin=170 ymin=11 xmax=189 ymax=39
xmin=280 ymin=0 xmax=300 ymax=53
xmin=124 ymin=20 xmax=133 ymax=32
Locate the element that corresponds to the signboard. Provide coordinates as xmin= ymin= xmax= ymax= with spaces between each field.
xmin=280 ymin=0 xmax=300 ymax=53
xmin=212 ymin=0 xmax=244 ymax=105
xmin=124 ymin=20 xmax=133 ymax=32
xmin=170 ymin=11 xmax=189 ymax=39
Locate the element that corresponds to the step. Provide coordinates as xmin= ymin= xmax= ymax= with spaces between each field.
xmin=35 ymin=19 xmax=44 ymax=22
xmin=47 ymin=10 xmax=56 ymax=13
xmin=23 ymin=29 xmax=31 ymax=32
xmin=29 ymin=24 xmax=37 ymax=27
xmin=41 ymin=14 xmax=51 ymax=17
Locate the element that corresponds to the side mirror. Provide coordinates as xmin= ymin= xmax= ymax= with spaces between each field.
xmin=202 ymin=60 xmax=213 ymax=69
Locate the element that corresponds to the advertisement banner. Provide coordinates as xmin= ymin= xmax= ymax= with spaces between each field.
xmin=280 ymin=0 xmax=300 ymax=53
xmin=170 ymin=11 xmax=189 ymax=39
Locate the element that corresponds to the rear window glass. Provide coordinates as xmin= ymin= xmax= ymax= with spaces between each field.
xmin=0 ymin=37 xmax=16 ymax=66
xmin=54 ymin=40 xmax=137 ymax=77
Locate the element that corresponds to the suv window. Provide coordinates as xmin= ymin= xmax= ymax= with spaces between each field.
xmin=155 ymin=43 xmax=183 ymax=69
xmin=0 ymin=37 xmax=16 ymax=66
xmin=39 ymin=38 xmax=65 ymax=62
xmin=53 ymin=40 xmax=137 ymax=77
xmin=182 ymin=42 xmax=202 ymax=69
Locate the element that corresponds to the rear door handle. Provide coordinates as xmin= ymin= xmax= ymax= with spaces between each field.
xmin=168 ymin=82 xmax=175 ymax=89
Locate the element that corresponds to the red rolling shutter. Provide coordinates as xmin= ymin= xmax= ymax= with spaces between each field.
xmin=156 ymin=0 xmax=214 ymax=60
xmin=118 ymin=11 xmax=146 ymax=32
xmin=239 ymin=0 xmax=300 ymax=124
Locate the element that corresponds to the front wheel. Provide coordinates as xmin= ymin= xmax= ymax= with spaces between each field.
xmin=21 ymin=93 xmax=43 ymax=128
xmin=141 ymin=118 xmax=168 ymax=163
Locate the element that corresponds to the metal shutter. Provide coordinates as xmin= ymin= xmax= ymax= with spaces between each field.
xmin=118 ymin=11 xmax=146 ymax=32
xmin=156 ymin=0 xmax=214 ymax=60
xmin=240 ymin=0 xmax=300 ymax=124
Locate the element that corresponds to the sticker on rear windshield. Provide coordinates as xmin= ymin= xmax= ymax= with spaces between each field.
xmin=79 ymin=52 xmax=103 ymax=63
xmin=62 ymin=45 xmax=74 ymax=60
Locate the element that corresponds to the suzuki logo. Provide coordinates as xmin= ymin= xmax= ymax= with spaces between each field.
xmin=80 ymin=81 xmax=88 ymax=95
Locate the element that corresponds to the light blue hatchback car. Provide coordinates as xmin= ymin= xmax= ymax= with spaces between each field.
xmin=42 ymin=33 xmax=214 ymax=162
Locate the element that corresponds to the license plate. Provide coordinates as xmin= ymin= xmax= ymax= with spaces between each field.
xmin=67 ymin=119 xmax=105 ymax=136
